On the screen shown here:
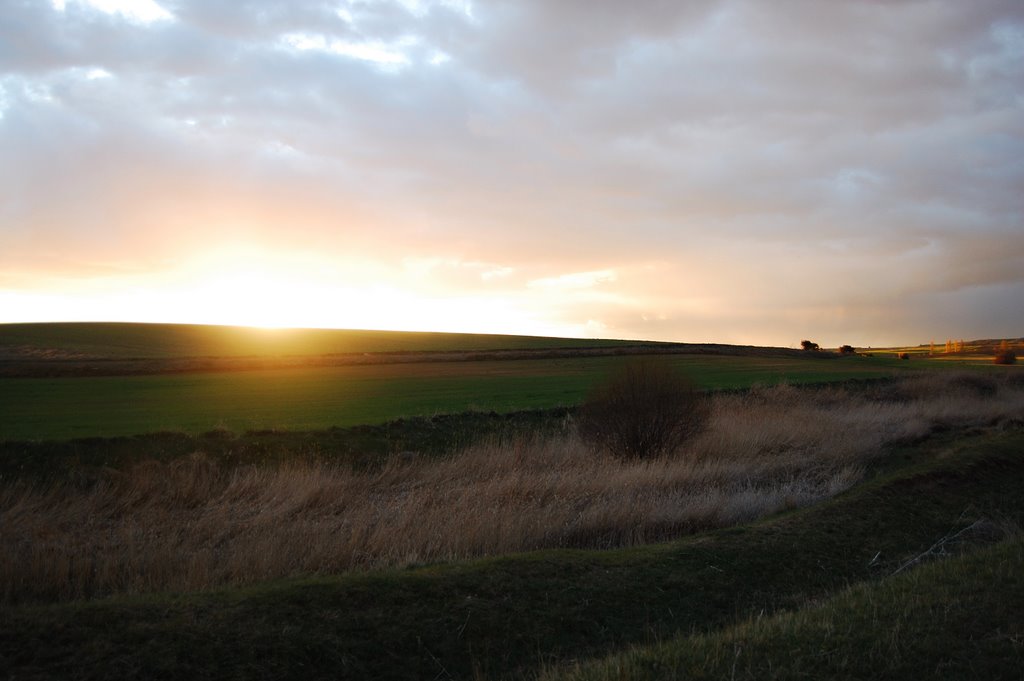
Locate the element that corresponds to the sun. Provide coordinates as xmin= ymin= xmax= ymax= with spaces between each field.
xmin=2 ymin=243 xmax=585 ymax=338
xmin=163 ymin=246 xmax=538 ymax=334
xmin=166 ymin=247 xmax=349 ymax=329
xmin=190 ymin=270 xmax=303 ymax=329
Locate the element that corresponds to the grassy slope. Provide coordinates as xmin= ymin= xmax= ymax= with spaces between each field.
xmin=548 ymin=539 xmax=1024 ymax=681
xmin=3 ymin=323 xmax=1018 ymax=361
xmin=0 ymin=410 xmax=571 ymax=482
xmin=3 ymin=428 xmax=1022 ymax=680
xmin=0 ymin=322 xmax=636 ymax=359
xmin=0 ymin=354 xmax=920 ymax=440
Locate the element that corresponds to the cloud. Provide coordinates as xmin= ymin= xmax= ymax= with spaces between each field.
xmin=1 ymin=0 xmax=1023 ymax=344
xmin=59 ymin=0 xmax=176 ymax=25
xmin=529 ymin=269 xmax=617 ymax=290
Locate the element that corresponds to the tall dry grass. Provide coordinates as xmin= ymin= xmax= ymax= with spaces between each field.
xmin=3 ymin=372 xmax=1023 ymax=604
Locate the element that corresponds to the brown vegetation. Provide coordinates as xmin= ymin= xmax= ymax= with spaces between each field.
xmin=994 ymin=348 xmax=1017 ymax=365
xmin=575 ymin=359 xmax=709 ymax=460
xmin=3 ymin=373 xmax=1023 ymax=605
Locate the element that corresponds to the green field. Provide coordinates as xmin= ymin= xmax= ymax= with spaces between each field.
xmin=3 ymin=323 xmax=1018 ymax=440
xmin=0 ymin=322 xmax=637 ymax=359
xmin=1 ymin=354 xmax=926 ymax=440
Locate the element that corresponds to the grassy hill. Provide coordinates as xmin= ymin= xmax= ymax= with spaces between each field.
xmin=2 ymin=322 xmax=1017 ymax=363
xmin=0 ymin=322 xmax=638 ymax=360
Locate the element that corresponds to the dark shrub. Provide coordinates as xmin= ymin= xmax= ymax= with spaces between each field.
xmin=898 ymin=352 xmax=910 ymax=360
xmin=994 ymin=349 xmax=1017 ymax=365
xmin=576 ymin=359 xmax=709 ymax=460
xmin=838 ymin=345 xmax=855 ymax=355
xmin=801 ymin=340 xmax=819 ymax=352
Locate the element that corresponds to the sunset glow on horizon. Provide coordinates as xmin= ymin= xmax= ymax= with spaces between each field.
xmin=2 ymin=1 xmax=1022 ymax=347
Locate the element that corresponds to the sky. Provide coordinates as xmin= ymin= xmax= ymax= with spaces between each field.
xmin=1 ymin=0 xmax=1022 ymax=347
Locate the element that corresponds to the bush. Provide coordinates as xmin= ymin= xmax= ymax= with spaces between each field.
xmin=576 ymin=359 xmax=709 ymax=460
xmin=838 ymin=345 xmax=855 ymax=355
xmin=801 ymin=340 xmax=819 ymax=352
xmin=994 ymin=349 xmax=1017 ymax=365
xmin=898 ymin=352 xmax=910 ymax=360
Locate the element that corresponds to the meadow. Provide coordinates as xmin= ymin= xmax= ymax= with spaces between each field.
xmin=0 ymin=350 xmax=984 ymax=441
xmin=3 ymin=322 xmax=1011 ymax=441
xmin=1 ymin=323 xmax=1022 ymax=679
xmin=4 ymin=371 xmax=1023 ymax=605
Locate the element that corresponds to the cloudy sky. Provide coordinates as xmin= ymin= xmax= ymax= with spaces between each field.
xmin=1 ymin=0 xmax=1022 ymax=346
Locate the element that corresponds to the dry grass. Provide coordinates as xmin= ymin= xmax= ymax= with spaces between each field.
xmin=3 ymin=372 xmax=1023 ymax=604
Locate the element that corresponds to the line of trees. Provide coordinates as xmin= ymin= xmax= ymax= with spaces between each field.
xmin=942 ymin=339 xmax=967 ymax=353
xmin=800 ymin=340 xmax=855 ymax=355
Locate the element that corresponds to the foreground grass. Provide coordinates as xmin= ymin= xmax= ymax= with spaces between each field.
xmin=0 ymin=353 xmax=961 ymax=440
xmin=2 ymin=425 xmax=1023 ymax=680
xmin=545 ymin=538 xmax=1024 ymax=681
xmin=5 ymin=372 xmax=1023 ymax=604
